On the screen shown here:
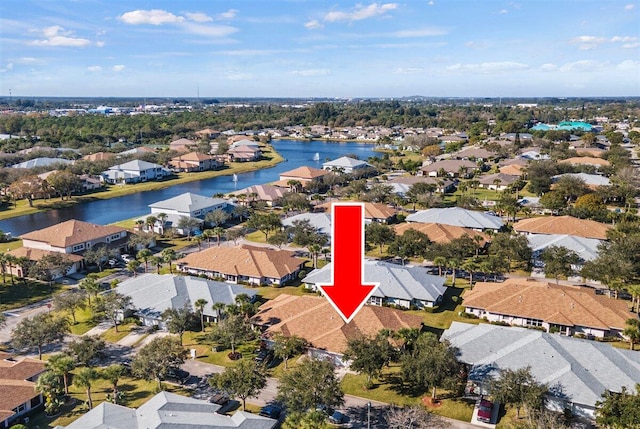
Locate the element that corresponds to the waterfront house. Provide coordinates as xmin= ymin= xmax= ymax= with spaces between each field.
xmin=176 ymin=244 xmax=305 ymax=286
xmin=169 ymin=152 xmax=223 ymax=172
xmin=304 ymin=260 xmax=446 ymax=309
xmin=115 ymin=274 xmax=257 ymax=326
xmin=169 ymin=138 xmax=197 ymax=153
xmin=103 ymin=160 xmax=171 ymax=184
xmin=277 ymin=165 xmax=330 ymax=185
xmin=463 ymin=278 xmax=632 ymax=338
xmin=418 ymin=159 xmax=479 ymax=178
xmin=234 ymin=184 xmax=287 ymax=207
xmin=251 ymin=294 xmax=423 ymax=366
xmin=0 ymin=351 xmax=46 ymax=429
xmin=442 ymin=321 xmax=640 ymax=419
xmin=322 ymin=156 xmax=372 ymax=174
xmin=10 ymin=157 xmax=73 ymax=169
xmin=394 ymin=222 xmax=489 ymax=246
xmin=406 ymin=207 xmax=503 ymax=231
xmin=54 ymin=391 xmax=278 ymax=429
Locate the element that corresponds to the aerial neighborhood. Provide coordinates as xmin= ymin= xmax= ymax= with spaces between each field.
xmin=0 ymin=98 xmax=639 ymax=429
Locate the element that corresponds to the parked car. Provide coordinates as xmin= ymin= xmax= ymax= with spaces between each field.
xmin=162 ymin=367 xmax=190 ymax=384
xmin=259 ymin=404 xmax=282 ymax=419
xmin=328 ymin=411 xmax=348 ymax=425
xmin=121 ymin=254 xmax=132 ymax=262
xmin=209 ymin=391 xmax=230 ymax=406
xmin=477 ymin=398 xmax=493 ymax=423
xmin=255 ymin=349 xmax=274 ymax=365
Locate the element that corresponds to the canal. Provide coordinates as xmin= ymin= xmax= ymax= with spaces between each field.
xmin=0 ymin=140 xmax=378 ymax=235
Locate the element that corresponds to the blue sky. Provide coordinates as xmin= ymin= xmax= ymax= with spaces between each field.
xmin=1 ymin=1 xmax=638 ymax=98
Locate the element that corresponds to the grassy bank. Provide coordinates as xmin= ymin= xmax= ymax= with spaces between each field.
xmin=0 ymin=146 xmax=284 ymax=222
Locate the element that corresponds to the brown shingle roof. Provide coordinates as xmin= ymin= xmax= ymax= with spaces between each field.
xmin=499 ymin=164 xmax=526 ymax=176
xmin=513 ymin=215 xmax=611 ymax=240
xmin=316 ymin=202 xmax=396 ymax=221
xmin=252 ymin=294 xmax=423 ymax=354
xmin=7 ymin=247 xmax=84 ymax=262
xmin=394 ymin=223 xmax=489 ymax=245
xmin=82 ymin=152 xmax=115 ymax=162
xmin=560 ymin=157 xmax=610 ymax=167
xmin=177 ymin=244 xmax=305 ymax=280
xmin=20 ymin=220 xmax=126 ymax=248
xmin=280 ymin=166 xmax=329 ymax=181
xmin=463 ymin=278 xmax=632 ymax=330
xmin=0 ymin=357 xmax=46 ymax=380
xmin=171 ymin=152 xmax=215 ymax=162
xmin=0 ymin=356 xmax=45 ymax=421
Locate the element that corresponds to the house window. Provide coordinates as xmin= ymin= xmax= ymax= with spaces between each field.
xmin=13 ymin=403 xmax=26 ymax=414
xmin=31 ymin=395 xmax=41 ymax=408
xmin=72 ymin=244 xmax=84 ymax=252
xmin=525 ymin=318 xmax=543 ymax=327
xmin=110 ymin=234 xmax=121 ymax=241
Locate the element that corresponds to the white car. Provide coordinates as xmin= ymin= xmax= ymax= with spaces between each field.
xmin=120 ymin=254 xmax=132 ymax=263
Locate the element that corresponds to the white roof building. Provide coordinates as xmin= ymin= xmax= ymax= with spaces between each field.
xmin=322 ymin=156 xmax=372 ymax=174
xmin=442 ymin=321 xmax=640 ymax=419
xmin=304 ymin=260 xmax=446 ymax=309
xmin=527 ymin=234 xmax=602 ymax=262
xmin=282 ymin=212 xmax=332 ymax=236
xmin=149 ymin=192 xmax=233 ymax=219
xmin=552 ymin=173 xmax=611 ymax=188
xmin=406 ymin=207 xmax=504 ymax=231
xmin=10 ymin=157 xmax=73 ymax=169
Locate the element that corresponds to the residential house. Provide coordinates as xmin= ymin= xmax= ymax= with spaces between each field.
xmin=278 ymin=166 xmax=330 ymax=185
xmin=145 ymin=192 xmax=233 ymax=234
xmin=54 ymin=391 xmax=277 ymax=429
xmin=442 ymin=321 xmax=640 ymax=419
xmin=169 ymin=138 xmax=197 ymax=153
xmin=10 ymin=157 xmax=73 ymax=169
xmin=322 ymin=156 xmax=373 ymax=174
xmin=478 ymin=172 xmax=520 ymax=191
xmin=282 ymin=212 xmax=332 ymax=235
xmin=234 ymin=184 xmax=287 ymax=207
xmin=394 ymin=223 xmax=489 ymax=246
xmin=528 ymin=234 xmax=602 ymax=268
xmin=418 ymin=159 xmax=479 ymax=178
xmin=176 ymin=244 xmax=306 ymax=286
xmin=169 ymin=152 xmax=223 ymax=172
xmin=79 ymin=174 xmax=104 ymax=192
xmin=498 ymin=163 xmax=526 ymax=177
xmin=316 ymin=201 xmax=397 ymax=224
xmin=559 ymin=156 xmax=610 ymax=169
xmin=251 ymin=294 xmax=423 ymax=366
xmin=304 ymin=260 xmax=446 ymax=309
xmin=11 ymin=219 xmax=130 ymax=276
xmin=552 ymin=172 xmax=611 ymax=189
xmin=115 ymin=274 xmax=257 ymax=326
xmin=454 ymin=147 xmax=496 ymax=161
xmin=406 ymin=207 xmax=504 ymax=231
xmin=195 ymin=128 xmax=220 ymax=139
xmin=103 ymin=160 xmax=171 ymax=184
xmin=0 ymin=352 xmax=46 ymax=428
xmin=82 ymin=152 xmax=115 ymax=162
xmin=513 ymin=215 xmax=611 ymax=240
xmin=387 ymin=176 xmax=456 ymax=194
xmin=227 ymin=144 xmax=261 ymax=162
xmin=463 ymin=278 xmax=633 ymax=338
xmin=116 ymin=146 xmax=156 ymax=157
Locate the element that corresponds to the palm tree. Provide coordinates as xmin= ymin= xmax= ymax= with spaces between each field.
xmin=126 ymin=259 xmax=141 ymax=277
xmin=201 ymin=229 xmax=214 ymax=248
xmin=192 ymin=235 xmax=203 ymax=251
xmin=101 ymin=364 xmax=126 ymax=404
xmin=462 ymin=259 xmax=481 ymax=286
xmin=136 ymin=249 xmax=153 ymax=273
xmin=149 ymin=256 xmax=162 ymax=274
xmin=0 ymin=252 xmax=7 ymax=284
xmin=195 ymin=299 xmax=208 ymax=331
xmin=446 ymin=258 xmax=461 ymax=286
xmin=46 ymin=353 xmax=75 ymax=396
xmin=212 ymin=226 xmax=225 ymax=246
xmin=4 ymin=254 xmax=17 ymax=286
xmin=161 ymin=249 xmax=176 ymax=273
xmin=79 ymin=275 xmax=100 ymax=306
xmin=73 ymin=367 xmax=97 ymax=410
xmin=156 ymin=212 xmax=168 ymax=235
xmin=433 ymin=256 xmax=447 ymax=277
xmin=624 ymin=318 xmax=640 ymax=350
xmin=146 ymin=215 xmax=158 ymax=232
xmin=212 ymin=302 xmax=225 ymax=322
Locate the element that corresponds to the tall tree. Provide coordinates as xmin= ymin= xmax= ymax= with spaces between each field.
xmin=623 ymin=318 xmax=640 ymax=351
xmin=489 ymin=366 xmax=548 ymax=419
xmin=207 ymin=313 xmax=254 ymax=355
xmin=343 ymin=333 xmax=394 ymax=387
xmin=101 ymin=364 xmax=126 ymax=404
xmin=78 ymin=274 xmax=101 ymax=306
xmin=131 ymin=336 xmax=187 ymax=391
xmin=540 ymin=245 xmax=580 ymax=284
xmin=277 ymin=357 xmax=344 ymax=414
xmin=400 ymin=333 xmax=461 ymax=400
xmin=246 ymin=212 xmax=282 ymax=240
xmin=11 ymin=313 xmax=69 ymax=359
xmin=365 ymin=222 xmax=397 ymax=255
xmin=389 ymin=229 xmax=431 ymax=265
xmin=53 ymin=290 xmax=87 ymax=324
xmin=161 ymin=304 xmax=197 ymax=346
xmin=136 ymin=248 xmax=153 ymax=273
xmin=66 ymin=336 xmax=106 ymax=367
xmin=47 ymin=170 xmax=81 ymax=200
xmin=205 ymin=208 xmax=229 ymax=227
xmin=596 ymin=384 xmax=640 ymax=429
xmin=46 ymin=353 xmax=75 ymax=396
xmin=209 ymin=359 xmax=266 ymax=410
xmin=272 ymin=333 xmax=306 ymax=370
xmin=385 ymin=405 xmax=446 ymax=429
xmin=29 ymin=253 xmax=73 ymax=287
xmin=94 ymin=292 xmax=132 ymax=332
xmin=73 ymin=367 xmax=98 ymax=410
xmin=35 ymin=370 xmax=64 ymax=416
xmin=194 ymin=298 xmax=208 ymax=332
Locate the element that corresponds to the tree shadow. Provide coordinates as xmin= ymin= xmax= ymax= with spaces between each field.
xmin=384 ymin=371 xmax=426 ymax=397
xmin=433 ymin=286 xmax=464 ymax=313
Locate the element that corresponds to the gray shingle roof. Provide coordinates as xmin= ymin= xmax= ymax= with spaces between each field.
xmin=115 ymin=274 xmax=256 ymax=320
xmin=527 ymin=234 xmax=602 ymax=262
xmin=282 ymin=212 xmax=332 ymax=235
xmin=10 ymin=157 xmax=73 ymax=169
xmin=406 ymin=207 xmax=503 ymax=230
xmin=442 ymin=322 xmax=640 ymax=409
xmin=149 ymin=192 xmax=230 ymax=213
xmin=109 ymin=159 xmax=164 ymax=172
xmin=322 ymin=156 xmax=371 ymax=168
xmin=58 ymin=391 xmax=277 ymax=429
xmin=304 ymin=260 xmax=446 ymax=302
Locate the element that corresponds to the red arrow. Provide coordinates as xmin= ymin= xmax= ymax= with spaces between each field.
xmin=318 ymin=203 xmax=379 ymax=323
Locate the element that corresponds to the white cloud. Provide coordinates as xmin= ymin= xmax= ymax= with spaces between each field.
xmin=181 ymin=22 xmax=237 ymax=37
xmin=225 ymin=71 xmax=253 ymax=80
xmin=559 ymin=60 xmax=606 ymax=72
xmin=394 ymin=27 xmax=447 ymax=37
xmin=324 ymin=3 xmax=398 ymax=22
xmin=14 ymin=57 xmax=46 ymax=65
xmin=622 ymin=42 xmax=640 ymax=49
xmin=30 ymin=25 xmax=92 ymax=47
xmin=87 ymin=66 xmax=102 ymax=72
xmin=1 ymin=63 xmax=14 ymax=72
xmin=446 ymin=61 xmax=529 ymax=73
xmin=119 ymin=9 xmax=184 ymax=25
xmin=617 ymin=60 xmax=639 ymax=71
xmin=625 ymin=3 xmax=635 ymax=9
xmin=216 ymin=9 xmax=238 ymax=20
xmin=96 ymin=41 xmax=105 ymax=47
xmin=611 ymin=36 xmax=638 ymax=43
xmin=185 ymin=12 xmax=213 ymax=23
xmin=498 ymin=9 xmax=508 ymax=14
xmin=305 ymin=19 xmax=323 ymax=30
xmin=112 ymin=65 xmax=126 ymax=72
xmin=290 ymin=69 xmax=331 ymax=76
xmin=428 ymin=1 xmax=434 ymax=5
xmin=393 ymin=67 xmax=423 ymax=74
xmin=465 ymin=41 xmax=488 ymax=49
xmin=539 ymin=63 xmax=557 ymax=72
xmin=569 ymin=35 xmax=606 ymax=50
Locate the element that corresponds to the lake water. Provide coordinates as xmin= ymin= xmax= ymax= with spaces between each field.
xmin=0 ymin=140 xmax=377 ymax=236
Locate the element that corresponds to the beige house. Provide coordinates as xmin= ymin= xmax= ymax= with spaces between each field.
xmin=0 ymin=352 xmax=46 ymax=429
xmin=169 ymin=152 xmax=223 ymax=172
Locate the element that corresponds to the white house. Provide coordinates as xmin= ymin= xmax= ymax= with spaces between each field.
xmin=322 ymin=156 xmax=372 ymax=174
xmin=103 ymin=160 xmax=172 ymax=184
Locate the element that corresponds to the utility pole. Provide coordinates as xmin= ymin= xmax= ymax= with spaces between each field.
xmin=367 ymin=401 xmax=371 ymax=429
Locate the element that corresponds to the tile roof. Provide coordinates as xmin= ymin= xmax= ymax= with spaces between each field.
xmin=252 ymin=294 xmax=423 ymax=354
xmin=115 ymin=274 xmax=257 ymax=320
xmin=235 ymin=185 xmax=287 ymax=202
xmin=420 ymin=159 xmax=477 ymax=172
xmin=513 ymin=215 xmax=611 ymax=240
xmin=498 ymin=164 xmax=526 ymax=176
xmin=442 ymin=322 xmax=640 ymax=409
xmin=394 ymin=222 xmax=489 ymax=245
xmin=304 ymin=260 xmax=447 ymax=303
xmin=316 ymin=201 xmax=397 ymax=220
xmin=82 ymin=152 xmax=115 ymax=162
xmin=478 ymin=172 xmax=520 ymax=186
xmin=406 ymin=207 xmax=504 ymax=230
xmin=560 ymin=157 xmax=610 ymax=167
xmin=279 ymin=166 xmax=329 ymax=180
xmin=0 ymin=356 xmax=45 ymax=423
xmin=171 ymin=151 xmax=216 ymax=162
xmin=176 ymin=244 xmax=305 ymax=280
xmin=7 ymin=246 xmax=85 ymax=262
xmin=463 ymin=278 xmax=632 ymax=330
xmin=20 ymin=219 xmax=126 ymax=248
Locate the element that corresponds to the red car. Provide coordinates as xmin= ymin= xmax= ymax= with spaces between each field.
xmin=477 ymin=399 xmax=493 ymax=423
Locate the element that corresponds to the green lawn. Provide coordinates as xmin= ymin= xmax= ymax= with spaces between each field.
xmin=0 ymin=279 xmax=68 ymax=311
xmin=65 ymin=307 xmax=98 ymax=335
xmin=101 ymin=323 xmax=138 ymax=343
